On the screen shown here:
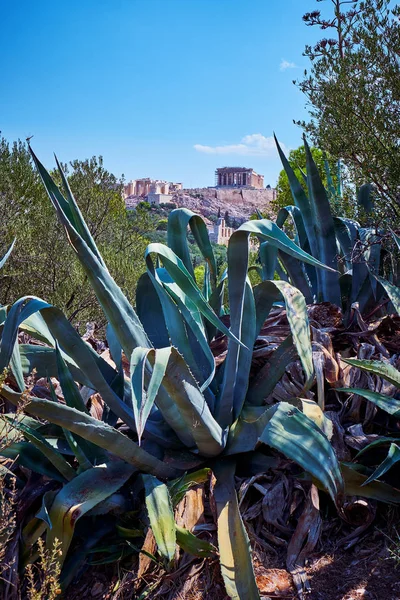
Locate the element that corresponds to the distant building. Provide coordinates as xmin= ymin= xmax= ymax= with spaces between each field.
xmin=215 ymin=167 xmax=264 ymax=189
xmin=124 ymin=178 xmax=182 ymax=198
xmin=207 ymin=217 xmax=233 ymax=246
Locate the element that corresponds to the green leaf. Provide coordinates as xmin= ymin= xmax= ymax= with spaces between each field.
xmin=18 ymin=344 xmax=92 ymax=387
xmin=341 ymin=359 xmax=400 ymax=388
xmin=236 ymin=220 xmax=337 ymax=273
xmin=1 ymin=386 xmax=179 ymax=479
xmin=336 ymin=387 xmax=400 ymax=416
xmin=212 ymin=460 xmax=260 ymax=600
xmin=146 ymin=243 xmax=243 ymax=347
xmin=4 ymin=417 xmax=76 ymax=481
xmin=216 ymin=273 xmax=256 ymax=428
xmin=167 ymin=208 xmax=217 ymax=288
xmin=274 ymin=136 xmax=317 ymax=256
xmin=130 ymin=346 xmax=171 ymax=444
xmin=371 ymin=273 xmax=400 ymax=315
xmin=176 ymin=525 xmax=216 ymax=558
xmin=362 ymin=443 xmax=400 ymax=486
xmin=142 ymin=474 xmax=176 ymax=562
xmin=303 ymin=137 xmax=341 ymax=305
xmin=158 ymin=348 xmax=224 ymax=456
xmin=258 ymin=402 xmax=344 ymax=506
xmin=47 ymin=461 xmax=134 ymax=563
xmin=225 ymin=406 xmax=273 ymax=455
xmin=255 ymin=280 xmax=313 ymax=388
xmin=341 ymin=462 xmax=400 ymax=503
xmin=48 ymin=378 xmax=93 ymax=472
xmin=0 ymin=441 xmax=67 ymax=482
xmin=355 ymin=436 xmax=400 ymax=459
xmin=29 ymin=148 xmax=150 ymax=358
xmin=55 ymin=344 xmax=89 ymax=414
xmin=246 ymin=335 xmax=297 ymax=405
xmin=168 ymin=468 xmax=211 ymax=506
xmin=136 ymin=273 xmax=170 ymax=349
xmin=258 ymin=241 xmax=278 ymax=281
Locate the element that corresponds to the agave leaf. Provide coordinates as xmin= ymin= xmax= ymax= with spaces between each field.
xmin=130 ymin=346 xmax=171 ymax=444
xmin=277 ymin=251 xmax=313 ymax=303
xmin=236 ymin=220 xmax=337 ymax=273
xmin=30 ymin=148 xmax=150 ymax=357
xmin=258 ymin=241 xmax=278 ymax=281
xmin=10 ymin=339 xmax=24 ymax=392
xmin=146 ymin=243 xmax=243 ymax=347
xmin=47 ymin=461 xmax=134 ymax=563
xmin=4 ymin=417 xmax=76 ymax=481
xmin=167 ymin=208 xmax=217 ymax=288
xmin=333 ymin=217 xmax=356 ymax=270
xmin=274 ymin=136 xmax=319 ymax=262
xmin=202 ymin=263 xmax=211 ymax=301
xmin=19 ymin=344 xmax=92 ymax=387
xmin=304 ymin=137 xmax=341 ymax=305
xmin=225 ymin=406 xmax=272 ymax=455
xmin=212 ymin=460 xmax=260 ymax=600
xmin=341 ymin=462 xmax=400 ymax=503
xmin=0 ymin=238 xmax=15 ymax=269
xmin=0 ymin=441 xmax=67 ymax=482
xmin=258 ymin=402 xmax=344 ymax=506
xmin=1 ymin=386 xmax=179 ymax=478
xmin=362 ymin=443 xmax=400 ymax=486
xmin=48 ymin=378 xmax=93 ymax=472
xmin=254 ymin=280 xmax=313 ymax=388
xmin=176 ymin=525 xmax=216 ymax=558
xmin=0 ymin=296 xmax=52 ymax=375
xmin=341 ymin=359 xmax=400 ymax=388
xmin=159 ymin=348 xmax=224 ymax=457
xmin=336 ymin=387 xmax=400 ymax=416
xmin=136 ymin=273 xmax=170 ymax=349
xmin=355 ymin=436 xmax=400 ymax=459
xmin=157 ymin=269 xmax=216 ymax=390
xmin=55 ymin=344 xmax=89 ymax=414
xmin=370 ymin=273 xmax=400 ymax=315
xmin=142 ymin=474 xmax=176 ymax=562
xmin=168 ymin=468 xmax=211 ymax=506
xmin=1 ymin=300 xmax=176 ymax=443
xmin=216 ymin=276 xmax=256 ymax=428
xmin=246 ymin=335 xmax=297 ymax=405
xmin=276 ymin=205 xmax=308 ymax=249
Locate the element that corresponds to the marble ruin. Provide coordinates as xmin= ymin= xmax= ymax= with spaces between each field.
xmin=124 ymin=178 xmax=182 ymax=205
xmin=207 ymin=217 xmax=233 ymax=246
xmin=215 ymin=167 xmax=264 ymax=189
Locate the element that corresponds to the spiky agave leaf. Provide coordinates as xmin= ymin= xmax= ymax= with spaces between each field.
xmin=212 ymin=460 xmax=260 ymax=600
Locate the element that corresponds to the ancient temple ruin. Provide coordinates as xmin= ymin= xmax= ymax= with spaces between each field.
xmin=215 ymin=167 xmax=264 ymax=189
xmin=207 ymin=217 xmax=233 ymax=246
xmin=124 ymin=178 xmax=182 ymax=198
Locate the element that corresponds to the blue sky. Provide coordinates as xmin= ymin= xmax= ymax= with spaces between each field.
xmin=1 ymin=0 xmax=322 ymax=188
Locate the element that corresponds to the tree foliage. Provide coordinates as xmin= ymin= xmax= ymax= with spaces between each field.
xmin=296 ymin=0 xmax=400 ymax=218
xmin=274 ymin=145 xmax=356 ymax=218
xmin=0 ymin=137 xmax=151 ymax=328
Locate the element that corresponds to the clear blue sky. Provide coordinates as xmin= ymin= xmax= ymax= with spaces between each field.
xmin=1 ymin=0 xmax=322 ymax=188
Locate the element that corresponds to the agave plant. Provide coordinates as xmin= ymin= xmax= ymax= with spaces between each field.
xmin=270 ymin=136 xmax=399 ymax=317
xmin=1 ymin=147 xmax=400 ymax=599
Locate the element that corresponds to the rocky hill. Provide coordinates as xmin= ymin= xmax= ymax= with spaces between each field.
xmin=125 ymin=187 xmax=277 ymax=223
xmin=173 ymin=187 xmax=276 ymax=222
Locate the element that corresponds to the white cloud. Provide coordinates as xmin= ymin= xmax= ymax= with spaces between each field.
xmin=280 ymin=59 xmax=298 ymax=71
xmin=194 ymin=134 xmax=287 ymax=157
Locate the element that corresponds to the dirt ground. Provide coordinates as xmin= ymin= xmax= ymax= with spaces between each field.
xmin=65 ymin=525 xmax=400 ymax=600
